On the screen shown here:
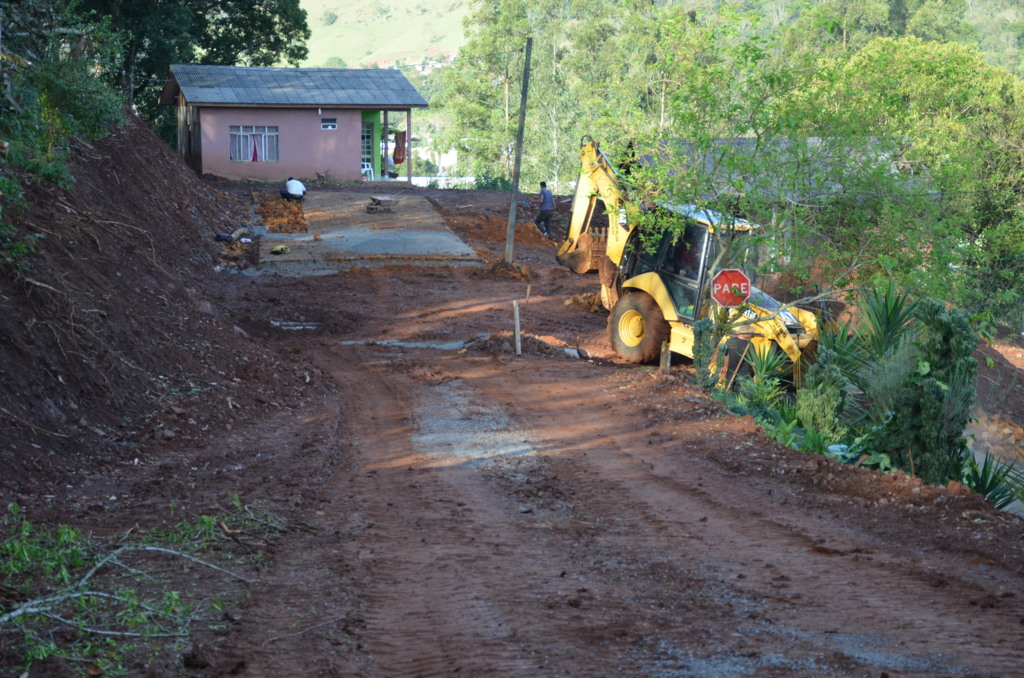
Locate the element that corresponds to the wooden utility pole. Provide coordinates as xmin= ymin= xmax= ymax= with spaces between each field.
xmin=504 ymin=37 xmax=533 ymax=263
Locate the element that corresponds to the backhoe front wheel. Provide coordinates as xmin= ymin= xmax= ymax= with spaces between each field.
xmin=608 ymin=292 xmax=670 ymax=364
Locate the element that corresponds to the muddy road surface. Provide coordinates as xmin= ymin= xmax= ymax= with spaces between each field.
xmin=230 ymin=339 xmax=1023 ymax=677
xmin=187 ymin=188 xmax=1024 ymax=678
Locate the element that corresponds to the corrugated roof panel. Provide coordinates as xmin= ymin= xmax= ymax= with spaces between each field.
xmin=166 ymin=65 xmax=428 ymax=107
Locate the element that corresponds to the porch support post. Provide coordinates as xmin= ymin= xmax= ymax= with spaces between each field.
xmin=406 ymin=109 xmax=413 ymax=183
xmin=382 ymin=110 xmax=389 ymax=181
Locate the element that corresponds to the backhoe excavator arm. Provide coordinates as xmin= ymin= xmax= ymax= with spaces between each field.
xmin=556 ymin=139 xmax=635 ymax=273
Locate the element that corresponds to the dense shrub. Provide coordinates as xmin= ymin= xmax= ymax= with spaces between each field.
xmin=714 ymin=284 xmax=980 ymax=490
xmin=473 ymin=173 xmax=512 ymax=191
xmin=884 ymin=299 xmax=977 ymax=485
xmin=796 ymin=347 xmax=848 ymax=443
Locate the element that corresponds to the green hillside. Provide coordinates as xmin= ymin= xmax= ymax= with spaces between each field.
xmin=299 ymin=0 xmax=469 ymax=68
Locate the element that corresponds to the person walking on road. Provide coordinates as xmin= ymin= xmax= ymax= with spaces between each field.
xmin=280 ymin=177 xmax=307 ymax=202
xmin=534 ymin=181 xmax=554 ymax=238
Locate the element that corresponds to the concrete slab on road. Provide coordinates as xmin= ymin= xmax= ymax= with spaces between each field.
xmin=246 ymin=189 xmax=480 ymax=277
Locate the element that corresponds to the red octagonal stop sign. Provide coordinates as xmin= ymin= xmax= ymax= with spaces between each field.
xmin=711 ymin=268 xmax=751 ymax=307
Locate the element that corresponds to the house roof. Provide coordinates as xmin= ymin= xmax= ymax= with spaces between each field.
xmin=159 ymin=65 xmax=428 ymax=109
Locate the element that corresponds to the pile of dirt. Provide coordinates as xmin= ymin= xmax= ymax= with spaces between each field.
xmin=565 ymin=291 xmax=604 ymax=313
xmin=215 ymin=236 xmax=260 ymax=270
xmin=477 ymin=259 xmax=532 ymax=280
xmin=425 ymin=192 xmax=572 ymax=248
xmin=253 ymin=191 xmax=307 ymax=233
xmin=465 ymin=330 xmax=574 ymax=358
xmin=966 ymin=410 xmax=1024 ymax=465
xmin=974 ymin=335 xmax=1024 ymax=429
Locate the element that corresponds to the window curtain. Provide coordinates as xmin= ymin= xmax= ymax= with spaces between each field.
xmin=229 ymin=126 xmax=277 ymax=162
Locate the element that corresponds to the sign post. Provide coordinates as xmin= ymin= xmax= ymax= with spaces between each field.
xmin=711 ymin=269 xmax=751 ymax=307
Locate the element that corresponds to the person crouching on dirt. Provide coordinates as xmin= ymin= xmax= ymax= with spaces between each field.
xmin=280 ymin=177 xmax=306 ymax=202
xmin=534 ymin=181 xmax=554 ymax=238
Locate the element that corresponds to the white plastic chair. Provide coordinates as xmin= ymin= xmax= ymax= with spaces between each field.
xmin=361 ymin=162 xmax=374 ymax=181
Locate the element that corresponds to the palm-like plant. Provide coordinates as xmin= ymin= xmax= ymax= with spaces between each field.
xmin=858 ymin=282 xmax=919 ymax=363
xmin=821 ymin=284 xmax=921 ymax=429
xmin=963 ymin=453 xmax=1024 ymax=510
xmin=746 ymin=342 xmax=792 ymax=382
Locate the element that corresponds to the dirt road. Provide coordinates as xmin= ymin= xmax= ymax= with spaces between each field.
xmin=195 ymin=200 xmax=1024 ymax=677
xmin=233 ymin=342 xmax=1022 ymax=677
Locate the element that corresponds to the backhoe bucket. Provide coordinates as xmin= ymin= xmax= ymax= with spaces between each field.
xmin=556 ymin=232 xmax=595 ymax=274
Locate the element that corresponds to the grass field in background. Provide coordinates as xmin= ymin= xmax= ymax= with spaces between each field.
xmin=300 ymin=0 xmax=469 ymax=68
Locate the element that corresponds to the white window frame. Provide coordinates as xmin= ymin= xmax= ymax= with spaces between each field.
xmin=361 ymin=121 xmax=373 ymax=165
xmin=229 ymin=125 xmax=280 ymax=162
xmin=321 ymin=118 xmax=338 ymax=131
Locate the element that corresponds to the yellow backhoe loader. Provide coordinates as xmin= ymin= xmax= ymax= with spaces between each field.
xmin=557 ymin=137 xmax=819 ymax=375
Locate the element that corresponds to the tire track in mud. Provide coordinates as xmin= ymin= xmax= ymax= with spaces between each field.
xmin=327 ymin=345 xmax=632 ymax=677
xmin=460 ymin=357 xmax=1024 ymax=677
xmin=311 ymin=341 xmax=1023 ymax=677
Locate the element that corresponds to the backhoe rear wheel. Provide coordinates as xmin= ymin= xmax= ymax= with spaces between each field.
xmin=609 ymin=292 xmax=670 ymax=364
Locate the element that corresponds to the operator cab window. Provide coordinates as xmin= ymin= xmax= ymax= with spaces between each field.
xmin=657 ymin=223 xmax=706 ymax=319
xmin=657 ymin=224 xmax=705 ymax=280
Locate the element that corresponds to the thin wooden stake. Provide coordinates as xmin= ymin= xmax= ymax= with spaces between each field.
xmin=660 ymin=341 xmax=671 ymax=374
xmin=513 ymin=300 xmax=522 ymax=356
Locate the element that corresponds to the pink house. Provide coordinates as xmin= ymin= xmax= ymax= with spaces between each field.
xmin=158 ymin=65 xmax=428 ymax=183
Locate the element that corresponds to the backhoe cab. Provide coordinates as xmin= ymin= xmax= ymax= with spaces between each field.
xmin=557 ymin=138 xmax=819 ymax=376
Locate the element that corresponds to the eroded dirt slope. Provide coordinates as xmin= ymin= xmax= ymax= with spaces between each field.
xmin=0 ymin=115 xmax=333 ymax=519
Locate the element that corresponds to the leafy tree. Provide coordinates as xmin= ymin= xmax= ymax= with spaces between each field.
xmin=0 ymin=0 xmax=124 ymax=181
xmin=437 ymin=0 xmax=688 ymax=185
xmin=0 ymin=0 xmax=125 ymax=270
xmin=906 ymin=0 xmax=972 ymax=43
xmin=78 ymin=0 xmax=310 ymax=131
xmin=515 ymin=0 xmax=583 ymax=184
xmin=637 ymin=23 xmax=1024 ymax=311
xmin=437 ymin=1 xmax=1023 ymax=321
xmin=194 ymin=0 xmax=310 ymax=67
xmin=78 ymin=0 xmax=195 ymax=106
xmin=790 ymin=0 xmax=973 ymax=52
xmin=817 ymin=37 xmax=1024 ymax=307
xmin=798 ymin=0 xmax=893 ymax=51
xmin=956 ymin=217 xmax=1024 ymax=321
xmin=436 ymin=0 xmax=530 ymax=180
xmin=967 ymin=0 xmax=1024 ymax=75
